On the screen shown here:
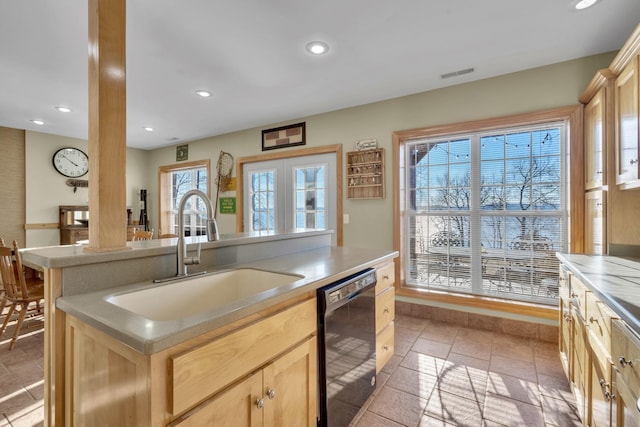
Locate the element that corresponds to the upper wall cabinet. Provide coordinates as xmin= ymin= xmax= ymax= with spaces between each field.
xmin=584 ymin=85 xmax=607 ymax=189
xmin=614 ymin=56 xmax=640 ymax=188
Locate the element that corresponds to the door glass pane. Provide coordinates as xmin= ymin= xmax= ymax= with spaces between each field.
xmin=295 ymin=165 xmax=325 ymax=229
xmin=250 ymin=170 xmax=276 ymax=231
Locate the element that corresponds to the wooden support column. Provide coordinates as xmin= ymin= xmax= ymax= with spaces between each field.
xmin=86 ymin=0 xmax=129 ymax=252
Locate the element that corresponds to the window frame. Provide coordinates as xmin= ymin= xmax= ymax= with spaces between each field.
xmin=392 ymin=106 xmax=583 ymax=319
xmin=237 ymin=144 xmax=344 ymax=246
xmin=158 ymin=159 xmax=211 ymax=237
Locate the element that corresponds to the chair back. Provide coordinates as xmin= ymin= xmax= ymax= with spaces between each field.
xmin=0 ymin=245 xmax=23 ymax=301
xmin=132 ymin=228 xmax=154 ymax=241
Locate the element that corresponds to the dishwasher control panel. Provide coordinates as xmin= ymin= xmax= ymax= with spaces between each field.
xmin=325 ymin=269 xmax=377 ymax=305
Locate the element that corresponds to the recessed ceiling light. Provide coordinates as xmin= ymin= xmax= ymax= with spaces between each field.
xmin=572 ymin=0 xmax=599 ymax=10
xmin=30 ymin=119 xmax=45 ymax=125
xmin=54 ymin=106 xmax=72 ymax=113
xmin=195 ymin=90 xmax=212 ymax=97
xmin=143 ymin=127 xmax=154 ymax=132
xmin=305 ymin=41 xmax=329 ymax=55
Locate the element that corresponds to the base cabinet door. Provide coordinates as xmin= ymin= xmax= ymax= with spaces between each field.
xmin=590 ymin=358 xmax=616 ymax=427
xmin=173 ymin=374 xmax=263 ymax=427
xmin=263 ymin=336 xmax=317 ymax=427
xmin=175 ymin=337 xmax=317 ymax=427
xmin=571 ymin=309 xmax=588 ymax=422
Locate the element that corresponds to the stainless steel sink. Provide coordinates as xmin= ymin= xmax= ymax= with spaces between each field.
xmin=106 ymin=268 xmax=304 ymax=321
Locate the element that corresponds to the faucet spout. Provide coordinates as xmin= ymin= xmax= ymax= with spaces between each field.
xmin=176 ymin=189 xmax=219 ymax=277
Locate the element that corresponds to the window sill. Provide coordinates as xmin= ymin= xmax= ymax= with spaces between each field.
xmin=396 ymin=286 xmax=558 ymax=321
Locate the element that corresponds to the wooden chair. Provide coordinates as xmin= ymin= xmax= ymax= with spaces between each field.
xmin=0 ymin=237 xmax=5 ymax=316
xmin=132 ymin=228 xmax=154 ymax=241
xmin=0 ymin=240 xmax=45 ymax=350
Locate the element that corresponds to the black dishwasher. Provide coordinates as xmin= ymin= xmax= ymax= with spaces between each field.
xmin=317 ymin=269 xmax=377 ymax=427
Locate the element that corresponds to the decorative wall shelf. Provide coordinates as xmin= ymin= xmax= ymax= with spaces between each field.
xmin=346 ymin=148 xmax=384 ymax=199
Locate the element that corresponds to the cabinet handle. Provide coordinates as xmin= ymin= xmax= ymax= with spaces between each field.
xmin=571 ymin=293 xmax=579 ymax=298
xmin=255 ymin=398 xmax=264 ymax=409
xmin=383 ymin=345 xmax=389 ymax=351
xmin=267 ymin=388 xmax=276 ymax=400
xmin=383 ymin=275 xmax=390 ymax=280
xmin=605 ymin=391 xmax=614 ymax=402
xmin=631 ymin=159 xmax=639 ymax=165
xmin=596 ymin=170 xmax=603 ymax=174
xmin=619 ymin=356 xmax=633 ymax=367
xmin=563 ymin=313 xmax=572 ymax=322
xmin=384 ymin=307 xmax=390 ymax=314
xmin=589 ymin=316 xmax=598 ymax=323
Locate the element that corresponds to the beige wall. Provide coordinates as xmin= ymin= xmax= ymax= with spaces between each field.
xmin=146 ymin=52 xmax=616 ymax=250
xmin=25 ymin=131 xmax=149 ymax=247
xmin=20 ymin=52 xmax=616 ymax=250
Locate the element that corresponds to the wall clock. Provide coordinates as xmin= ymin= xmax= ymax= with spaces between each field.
xmin=52 ymin=147 xmax=89 ymax=178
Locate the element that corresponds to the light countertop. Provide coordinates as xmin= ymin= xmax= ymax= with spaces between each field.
xmin=557 ymin=253 xmax=640 ymax=336
xmin=56 ymin=246 xmax=397 ymax=354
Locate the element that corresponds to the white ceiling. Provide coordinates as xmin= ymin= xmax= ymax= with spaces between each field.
xmin=1 ymin=1 xmax=639 ymax=150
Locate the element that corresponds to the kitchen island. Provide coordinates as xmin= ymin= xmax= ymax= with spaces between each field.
xmin=22 ymin=230 xmax=397 ymax=426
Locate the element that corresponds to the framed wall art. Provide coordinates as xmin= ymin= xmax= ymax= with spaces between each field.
xmin=262 ymin=122 xmax=306 ymax=151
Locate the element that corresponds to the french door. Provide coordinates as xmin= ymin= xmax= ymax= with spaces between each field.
xmin=243 ymin=153 xmax=337 ymax=245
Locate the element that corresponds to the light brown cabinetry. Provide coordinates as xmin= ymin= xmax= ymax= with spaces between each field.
xmin=584 ymin=86 xmax=607 ymax=190
xmin=558 ymin=269 xmax=623 ymax=426
xmin=612 ymin=319 xmax=640 ymax=426
xmin=614 ymin=56 xmax=640 ymax=188
xmin=346 ymin=148 xmax=384 ymax=199
xmin=558 ymin=266 xmax=571 ymax=379
xmin=173 ymin=337 xmax=317 ymax=427
xmin=64 ymin=297 xmax=317 ymax=426
xmin=580 ymin=70 xmax=613 ymax=254
xmin=584 ymin=190 xmax=606 ymax=255
xmin=375 ymin=261 xmax=395 ymax=372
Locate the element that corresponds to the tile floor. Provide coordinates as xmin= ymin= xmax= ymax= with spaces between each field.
xmin=0 ymin=309 xmax=45 ymax=427
xmin=350 ymin=314 xmax=581 ymax=427
xmin=0 ymin=309 xmax=580 ymax=427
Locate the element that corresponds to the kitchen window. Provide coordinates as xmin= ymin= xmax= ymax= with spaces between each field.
xmin=158 ymin=160 xmax=211 ymax=237
xmin=395 ymin=108 xmax=579 ymax=307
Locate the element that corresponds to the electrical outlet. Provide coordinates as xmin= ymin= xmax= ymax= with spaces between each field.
xmin=343 ymin=214 xmax=350 ymax=224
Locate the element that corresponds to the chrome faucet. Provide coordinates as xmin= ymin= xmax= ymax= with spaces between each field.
xmin=176 ymin=189 xmax=219 ymax=277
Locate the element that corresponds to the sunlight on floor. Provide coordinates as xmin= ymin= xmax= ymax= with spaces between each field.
xmin=0 ymin=311 xmax=45 ymax=427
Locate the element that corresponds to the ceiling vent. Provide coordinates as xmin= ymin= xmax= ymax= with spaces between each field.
xmin=441 ymin=67 xmax=475 ymax=79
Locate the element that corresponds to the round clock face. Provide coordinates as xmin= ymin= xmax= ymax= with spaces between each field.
xmin=52 ymin=147 xmax=89 ymax=178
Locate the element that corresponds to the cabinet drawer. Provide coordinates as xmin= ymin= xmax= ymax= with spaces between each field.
xmin=170 ymin=298 xmax=316 ymax=415
xmin=569 ymin=275 xmax=589 ymax=319
xmin=586 ymin=292 xmax=618 ymax=360
xmin=375 ymin=286 xmax=395 ymax=335
xmin=375 ymin=262 xmax=394 ymax=294
xmin=612 ymin=319 xmax=640 ymax=400
xmin=376 ymin=321 xmax=394 ymax=373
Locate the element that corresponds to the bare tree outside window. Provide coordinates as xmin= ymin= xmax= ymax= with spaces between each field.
xmin=406 ymin=125 xmax=565 ymax=305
